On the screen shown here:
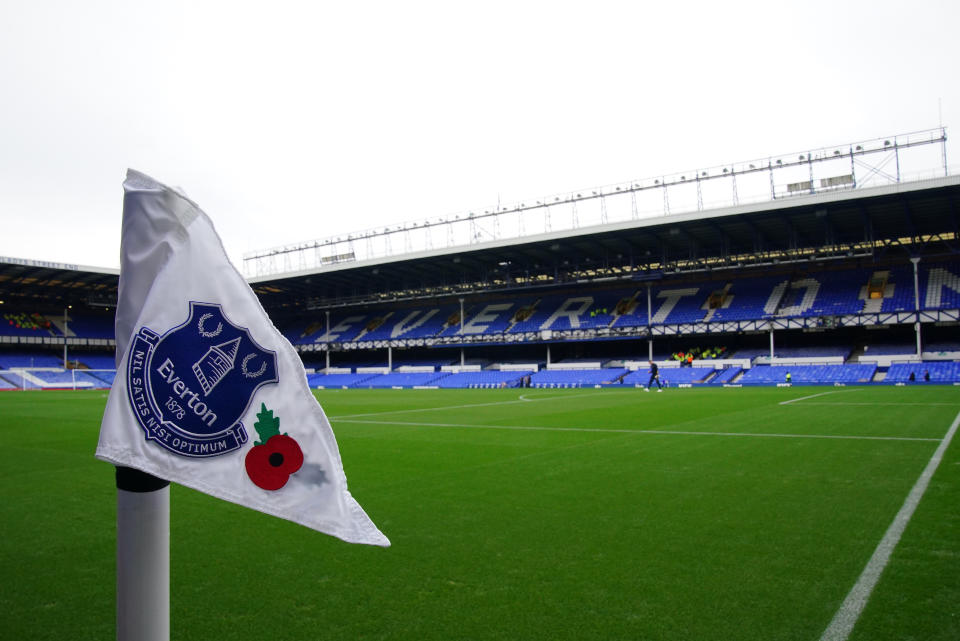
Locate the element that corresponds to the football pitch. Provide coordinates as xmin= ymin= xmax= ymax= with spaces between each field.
xmin=2 ymin=386 xmax=959 ymax=640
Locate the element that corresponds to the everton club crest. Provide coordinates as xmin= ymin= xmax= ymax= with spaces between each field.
xmin=126 ymin=302 xmax=278 ymax=458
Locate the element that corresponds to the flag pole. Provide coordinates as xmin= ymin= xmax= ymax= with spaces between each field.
xmin=115 ymin=466 xmax=170 ymax=641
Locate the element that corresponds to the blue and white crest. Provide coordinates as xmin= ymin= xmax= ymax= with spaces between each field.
xmin=126 ymin=302 xmax=278 ymax=457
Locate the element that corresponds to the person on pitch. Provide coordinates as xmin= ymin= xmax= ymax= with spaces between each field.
xmin=645 ymin=361 xmax=663 ymax=392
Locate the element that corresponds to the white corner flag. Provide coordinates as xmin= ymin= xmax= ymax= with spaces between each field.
xmin=97 ymin=169 xmax=389 ymax=548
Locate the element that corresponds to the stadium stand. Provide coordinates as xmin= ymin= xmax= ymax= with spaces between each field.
xmin=74 ymin=354 xmax=118 ymax=369
xmin=0 ymin=371 xmax=39 ymax=390
xmin=28 ymin=370 xmax=88 ymax=388
xmin=622 ymin=366 xmax=716 ymax=386
xmin=738 ymin=364 xmax=877 ymax=385
xmin=78 ymin=370 xmax=115 ymax=388
xmin=886 ymin=362 xmax=960 ymax=383
xmin=436 ymin=370 xmax=533 ymax=389
xmin=0 ymin=310 xmax=114 ymax=340
xmin=63 ymin=312 xmax=115 ymax=339
xmin=925 ymin=341 xmax=960 ymax=355
xmin=860 ymin=343 xmax=916 ymax=356
xmin=759 ymin=346 xmax=852 ymax=360
xmin=2 ymin=256 xmax=959 ymax=389
xmin=528 ymin=368 xmax=628 ymax=387
xmin=0 ymin=352 xmax=65 ymax=368
xmin=279 ymin=259 xmax=960 ymax=349
xmin=1 ymin=311 xmax=59 ymax=337
xmin=307 ymin=372 xmax=381 ymax=388
xmin=709 ymin=367 xmax=743 ymax=385
xmin=354 ymin=372 xmax=450 ymax=388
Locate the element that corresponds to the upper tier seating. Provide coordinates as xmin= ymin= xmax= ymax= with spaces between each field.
xmin=924 ymin=341 xmax=960 ymax=354
xmin=1 ymin=312 xmax=61 ymax=337
xmin=762 ymin=346 xmax=851 ymax=359
xmin=861 ymin=343 xmax=916 ymax=356
xmin=290 ymin=260 xmax=960 ymax=346
xmin=0 ymin=311 xmax=114 ymax=339
xmin=65 ymin=313 xmax=115 ymax=339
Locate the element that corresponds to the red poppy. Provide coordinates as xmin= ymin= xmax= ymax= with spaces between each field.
xmin=245 ymin=434 xmax=304 ymax=491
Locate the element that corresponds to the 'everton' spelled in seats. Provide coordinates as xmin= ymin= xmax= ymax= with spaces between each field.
xmin=244 ymin=260 xmax=960 ymax=346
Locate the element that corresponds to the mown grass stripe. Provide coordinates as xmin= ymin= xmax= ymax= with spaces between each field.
xmin=330 ymin=391 xmax=601 ymax=420
xmin=335 ymin=418 xmax=941 ymax=442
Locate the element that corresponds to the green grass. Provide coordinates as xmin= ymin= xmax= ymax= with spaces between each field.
xmin=2 ymin=386 xmax=959 ymax=640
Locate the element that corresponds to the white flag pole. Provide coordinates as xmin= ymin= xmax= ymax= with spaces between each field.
xmin=115 ymin=466 xmax=170 ymax=641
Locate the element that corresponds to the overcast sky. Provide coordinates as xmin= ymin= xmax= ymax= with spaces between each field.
xmin=1 ymin=0 xmax=957 ymax=274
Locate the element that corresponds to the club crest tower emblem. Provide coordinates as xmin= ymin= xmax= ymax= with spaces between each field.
xmin=126 ymin=302 xmax=278 ymax=457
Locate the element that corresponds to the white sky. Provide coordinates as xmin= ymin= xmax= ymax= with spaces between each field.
xmin=1 ymin=0 xmax=958 ymax=273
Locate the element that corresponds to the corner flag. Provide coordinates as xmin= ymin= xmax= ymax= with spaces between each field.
xmin=96 ymin=169 xmax=389 ymax=547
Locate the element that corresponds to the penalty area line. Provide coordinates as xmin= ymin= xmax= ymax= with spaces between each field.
xmin=819 ymin=408 xmax=960 ymax=641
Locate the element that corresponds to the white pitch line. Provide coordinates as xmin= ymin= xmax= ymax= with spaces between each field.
xmin=786 ymin=402 xmax=960 ymax=407
xmin=819 ymin=408 xmax=960 ymax=641
xmin=334 ymin=418 xmax=940 ymax=442
xmin=779 ymin=389 xmax=861 ymax=405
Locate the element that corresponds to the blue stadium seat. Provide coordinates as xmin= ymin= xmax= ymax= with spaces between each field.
xmin=739 ymin=364 xmax=876 ymax=384
xmin=437 ymin=370 xmax=533 ymax=388
xmin=886 ymin=362 xmax=960 ymax=383
xmin=528 ymin=368 xmax=627 ymax=387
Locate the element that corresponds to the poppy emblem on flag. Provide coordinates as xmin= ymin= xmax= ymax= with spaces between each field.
xmin=126 ymin=301 xmax=278 ymax=458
